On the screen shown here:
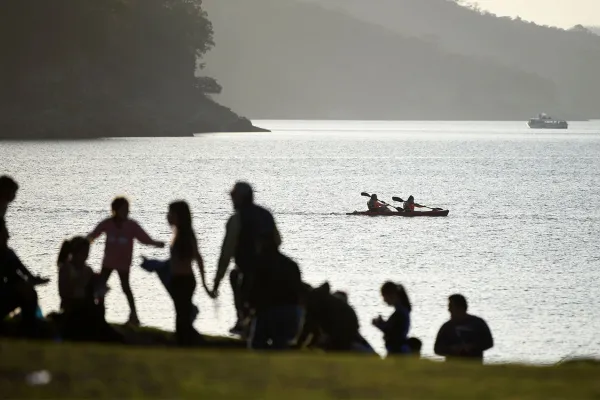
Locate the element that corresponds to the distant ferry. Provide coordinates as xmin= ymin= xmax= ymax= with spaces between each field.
xmin=527 ymin=113 xmax=568 ymax=129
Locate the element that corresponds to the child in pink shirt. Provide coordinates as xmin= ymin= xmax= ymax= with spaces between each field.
xmin=88 ymin=197 xmax=164 ymax=326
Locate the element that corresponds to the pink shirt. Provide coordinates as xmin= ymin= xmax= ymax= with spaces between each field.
xmin=89 ymin=218 xmax=155 ymax=271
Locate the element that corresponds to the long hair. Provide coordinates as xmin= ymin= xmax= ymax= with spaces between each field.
xmin=57 ymin=236 xmax=90 ymax=267
xmin=169 ymin=201 xmax=196 ymax=260
xmin=381 ymin=281 xmax=412 ymax=312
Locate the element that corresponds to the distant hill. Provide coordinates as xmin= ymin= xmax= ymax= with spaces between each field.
xmin=202 ymin=0 xmax=566 ymax=121
xmin=300 ymin=0 xmax=600 ymax=119
xmin=587 ymin=26 xmax=600 ymax=36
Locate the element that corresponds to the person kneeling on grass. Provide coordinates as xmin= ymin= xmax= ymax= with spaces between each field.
xmin=57 ymin=236 xmax=123 ymax=343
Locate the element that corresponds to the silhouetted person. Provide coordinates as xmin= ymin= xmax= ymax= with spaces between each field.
xmin=0 ymin=175 xmax=18 ymax=221
xmin=300 ymin=282 xmax=363 ymax=352
xmin=247 ymin=251 xmax=303 ymax=350
xmin=0 ymin=219 xmax=46 ymax=337
xmin=403 ymin=195 xmax=425 ymax=212
xmin=434 ymin=294 xmax=494 ymax=363
xmin=372 ymin=281 xmax=412 ymax=355
xmin=330 ymin=289 xmax=375 ymax=353
xmin=168 ymin=201 xmax=209 ymax=346
xmin=211 ymin=182 xmax=282 ymax=333
xmin=88 ymin=197 xmax=164 ymax=326
xmin=57 ymin=236 xmax=123 ymax=343
xmin=367 ymin=194 xmax=389 ymax=213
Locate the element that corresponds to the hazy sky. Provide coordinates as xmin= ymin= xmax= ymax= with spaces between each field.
xmin=474 ymin=0 xmax=600 ymax=28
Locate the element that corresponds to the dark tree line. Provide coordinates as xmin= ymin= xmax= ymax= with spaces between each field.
xmin=0 ymin=0 xmax=255 ymax=139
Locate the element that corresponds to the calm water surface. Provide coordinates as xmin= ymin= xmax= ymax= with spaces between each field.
xmin=2 ymin=120 xmax=600 ymax=364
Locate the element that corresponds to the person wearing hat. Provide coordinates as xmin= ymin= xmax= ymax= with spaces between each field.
xmin=211 ymin=182 xmax=282 ymax=334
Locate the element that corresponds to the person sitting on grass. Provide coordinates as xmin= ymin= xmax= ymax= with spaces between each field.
xmin=372 ymin=281 xmax=412 ymax=356
xmin=58 ymin=236 xmax=123 ymax=343
xmin=434 ymin=294 xmax=494 ymax=363
xmin=0 ymin=219 xmax=48 ymax=337
xmin=167 ymin=201 xmax=210 ymax=347
xmin=88 ymin=197 xmax=165 ymax=326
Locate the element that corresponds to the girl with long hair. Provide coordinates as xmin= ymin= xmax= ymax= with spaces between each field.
xmin=372 ymin=281 xmax=412 ymax=355
xmin=167 ymin=201 xmax=209 ymax=346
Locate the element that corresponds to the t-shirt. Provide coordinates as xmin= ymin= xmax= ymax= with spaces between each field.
xmin=434 ymin=314 xmax=494 ymax=361
xmin=89 ymin=218 xmax=154 ymax=271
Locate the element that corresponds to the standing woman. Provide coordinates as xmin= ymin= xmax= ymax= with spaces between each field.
xmin=372 ymin=281 xmax=413 ymax=355
xmin=88 ymin=197 xmax=164 ymax=326
xmin=167 ymin=201 xmax=209 ymax=346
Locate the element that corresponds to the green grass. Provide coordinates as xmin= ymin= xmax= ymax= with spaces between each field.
xmin=1 ymin=340 xmax=599 ymax=399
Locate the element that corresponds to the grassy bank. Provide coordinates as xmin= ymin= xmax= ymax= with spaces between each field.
xmin=1 ymin=340 xmax=599 ymax=399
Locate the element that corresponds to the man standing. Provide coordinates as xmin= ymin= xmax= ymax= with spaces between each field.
xmin=434 ymin=294 xmax=494 ymax=363
xmin=211 ymin=182 xmax=282 ymax=333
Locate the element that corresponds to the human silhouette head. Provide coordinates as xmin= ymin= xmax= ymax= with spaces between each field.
xmin=230 ymin=181 xmax=254 ymax=210
xmin=381 ymin=281 xmax=412 ymax=311
xmin=0 ymin=175 xmax=18 ymax=218
xmin=371 ymin=194 xmax=377 ymax=200
xmin=448 ymin=294 xmax=468 ymax=320
xmin=407 ymin=337 xmax=422 ymax=356
xmin=333 ymin=291 xmax=348 ymax=303
xmin=58 ymin=236 xmax=90 ymax=267
xmin=111 ymin=197 xmax=130 ymax=220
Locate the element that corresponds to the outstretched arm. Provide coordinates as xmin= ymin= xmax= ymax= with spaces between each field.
xmin=12 ymin=251 xmax=35 ymax=282
xmin=133 ymin=221 xmax=164 ymax=248
xmin=87 ymin=220 xmax=107 ymax=242
xmin=213 ymin=215 xmax=241 ymax=293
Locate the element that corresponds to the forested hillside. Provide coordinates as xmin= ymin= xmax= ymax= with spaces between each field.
xmin=202 ymin=0 xmax=569 ymax=120
xmin=0 ymin=0 xmax=262 ymax=139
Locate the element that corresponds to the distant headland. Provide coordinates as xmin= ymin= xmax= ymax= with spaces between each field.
xmin=0 ymin=0 xmax=268 ymax=140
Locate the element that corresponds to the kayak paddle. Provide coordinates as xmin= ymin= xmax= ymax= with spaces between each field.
xmin=361 ymin=192 xmax=401 ymax=211
xmin=391 ymin=196 xmax=443 ymax=211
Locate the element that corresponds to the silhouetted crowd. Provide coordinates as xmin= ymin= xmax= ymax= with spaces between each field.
xmin=0 ymin=175 xmax=494 ymax=362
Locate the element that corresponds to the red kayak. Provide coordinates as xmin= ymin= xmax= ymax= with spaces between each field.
xmin=347 ymin=210 xmax=449 ymax=217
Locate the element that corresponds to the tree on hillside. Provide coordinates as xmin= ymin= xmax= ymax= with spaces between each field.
xmin=0 ymin=0 xmax=238 ymax=138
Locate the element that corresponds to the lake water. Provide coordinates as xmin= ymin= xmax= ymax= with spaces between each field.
xmin=2 ymin=120 xmax=600 ymax=364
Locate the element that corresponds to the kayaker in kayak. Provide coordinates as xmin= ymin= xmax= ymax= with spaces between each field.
xmin=367 ymin=194 xmax=390 ymax=213
xmin=404 ymin=195 xmax=423 ymax=212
